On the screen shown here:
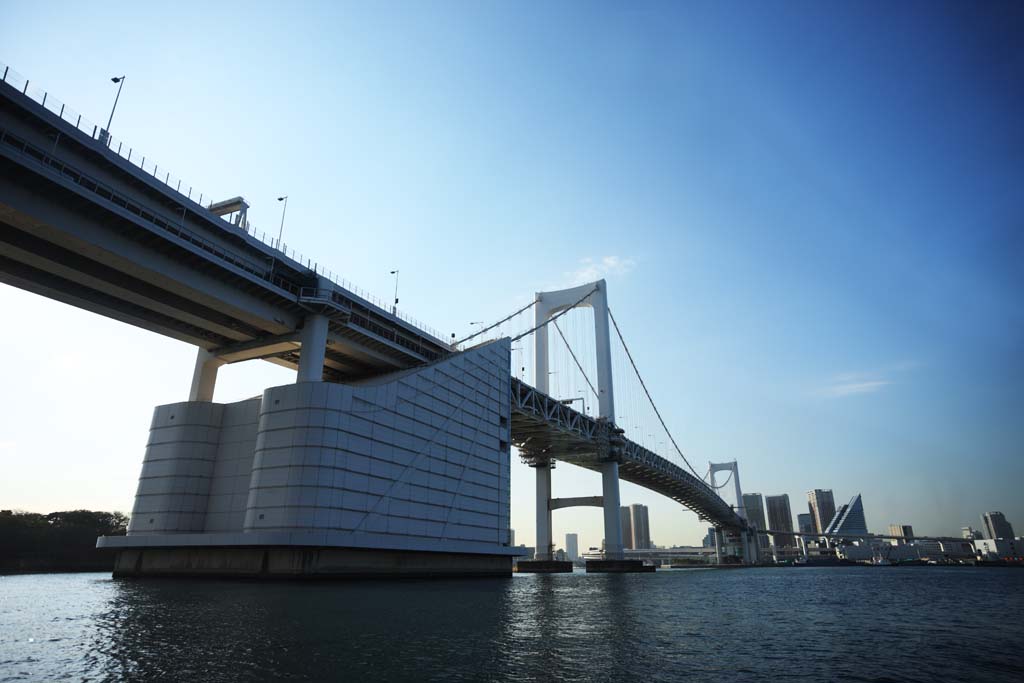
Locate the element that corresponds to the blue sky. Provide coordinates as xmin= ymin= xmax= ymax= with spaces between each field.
xmin=1 ymin=1 xmax=1021 ymax=550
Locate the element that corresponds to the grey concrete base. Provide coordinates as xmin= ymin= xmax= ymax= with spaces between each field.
xmin=585 ymin=559 xmax=655 ymax=573
xmin=514 ymin=560 xmax=573 ymax=573
xmin=111 ymin=547 xmax=512 ymax=579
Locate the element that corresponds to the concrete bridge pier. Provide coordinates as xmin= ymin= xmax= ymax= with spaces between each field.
xmin=601 ymin=460 xmax=624 ymax=560
xmin=516 ymin=460 xmax=573 ymax=573
xmin=189 ymin=348 xmax=226 ymax=402
xmin=535 ymin=461 xmax=553 ymax=560
xmin=297 ymin=313 xmax=329 ymax=383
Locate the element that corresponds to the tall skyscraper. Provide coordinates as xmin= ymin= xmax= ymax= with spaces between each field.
xmin=797 ymin=513 xmax=814 ymax=535
xmin=823 ymin=494 xmax=868 ymax=536
xmin=742 ymin=493 xmax=767 ymax=530
xmin=888 ymin=524 xmax=914 ymax=542
xmin=565 ymin=533 xmax=579 ymax=562
xmin=766 ymin=495 xmax=794 ymax=547
xmin=807 ymin=489 xmax=837 ymax=534
xmin=702 ymin=527 xmax=716 ymax=548
xmin=509 ymin=529 xmax=515 ymax=546
xmin=742 ymin=493 xmax=769 ymax=550
xmin=630 ymin=504 xmax=651 ymax=550
xmin=620 ymin=507 xmax=634 ymax=549
xmin=981 ymin=512 xmax=1015 ymax=539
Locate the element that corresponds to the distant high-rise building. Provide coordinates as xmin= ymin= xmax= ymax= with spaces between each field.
xmin=565 ymin=533 xmax=579 ymax=562
xmin=509 ymin=529 xmax=515 ymax=546
xmin=807 ymin=489 xmax=837 ymax=535
xmin=630 ymin=504 xmax=651 ymax=550
xmin=702 ymin=527 xmax=716 ymax=548
xmin=962 ymin=526 xmax=983 ymax=540
xmin=823 ymin=494 xmax=868 ymax=536
xmin=981 ymin=512 xmax=1015 ymax=540
xmin=766 ymin=495 xmax=795 ymax=547
xmin=742 ymin=493 xmax=767 ymax=530
xmin=888 ymin=524 xmax=914 ymax=542
xmin=797 ymin=513 xmax=814 ymax=535
xmin=620 ymin=507 xmax=635 ymax=549
xmin=742 ymin=493 xmax=770 ymax=550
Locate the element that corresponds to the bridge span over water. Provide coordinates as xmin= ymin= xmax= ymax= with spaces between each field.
xmin=0 ymin=63 xmax=754 ymax=575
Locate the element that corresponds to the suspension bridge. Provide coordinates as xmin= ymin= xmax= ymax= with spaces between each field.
xmin=0 ymin=61 xmax=758 ymax=576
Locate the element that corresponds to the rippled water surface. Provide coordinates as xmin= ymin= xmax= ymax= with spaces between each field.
xmin=2 ymin=567 xmax=1022 ymax=681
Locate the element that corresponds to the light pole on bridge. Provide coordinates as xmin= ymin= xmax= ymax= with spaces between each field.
xmin=390 ymin=270 xmax=400 ymax=314
xmin=276 ymin=196 xmax=288 ymax=249
xmin=103 ymin=75 xmax=125 ymax=146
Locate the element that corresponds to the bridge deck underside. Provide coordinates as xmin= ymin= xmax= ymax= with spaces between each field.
xmin=509 ymin=379 xmax=742 ymax=529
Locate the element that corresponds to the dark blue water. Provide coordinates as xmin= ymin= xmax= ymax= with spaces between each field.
xmin=1 ymin=567 xmax=1022 ymax=682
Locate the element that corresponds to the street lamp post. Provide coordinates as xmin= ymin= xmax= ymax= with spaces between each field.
xmin=104 ymin=75 xmax=126 ymax=146
xmin=389 ymin=270 xmax=400 ymax=314
xmin=276 ymin=196 xmax=288 ymax=249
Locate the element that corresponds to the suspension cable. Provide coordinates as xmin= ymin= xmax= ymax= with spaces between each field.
xmin=607 ymin=306 xmax=703 ymax=479
xmin=510 ymin=286 xmax=599 ymax=343
xmin=455 ymin=299 xmax=537 ymax=347
xmin=707 ymin=469 xmax=734 ymax=490
xmin=553 ymin=319 xmax=599 ymax=400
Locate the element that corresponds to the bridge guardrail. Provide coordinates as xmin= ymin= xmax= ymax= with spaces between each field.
xmin=0 ymin=59 xmax=447 ymax=343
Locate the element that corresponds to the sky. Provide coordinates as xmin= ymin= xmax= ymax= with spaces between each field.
xmin=1 ymin=1 xmax=1022 ymax=551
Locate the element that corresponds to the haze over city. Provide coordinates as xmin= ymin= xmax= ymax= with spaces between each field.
xmin=1 ymin=1 xmax=1022 ymax=553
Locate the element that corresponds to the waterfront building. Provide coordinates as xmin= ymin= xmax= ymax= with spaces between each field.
xmin=823 ymin=494 xmax=868 ymax=536
xmin=620 ymin=507 xmax=635 ymax=549
xmin=565 ymin=533 xmax=579 ymax=562
xmin=962 ymin=526 xmax=983 ymax=540
xmin=630 ymin=504 xmax=652 ymax=550
xmin=765 ymin=495 xmax=794 ymax=547
xmin=975 ymin=538 xmax=1024 ymax=561
xmin=797 ymin=513 xmax=815 ymax=535
xmin=939 ymin=540 xmax=976 ymax=561
xmin=702 ymin=527 xmax=716 ymax=548
xmin=981 ymin=512 xmax=1015 ymax=540
xmin=888 ymin=524 xmax=914 ymax=542
xmin=807 ymin=489 xmax=837 ymax=535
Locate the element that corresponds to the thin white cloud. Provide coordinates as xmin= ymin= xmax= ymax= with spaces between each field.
xmin=817 ymin=368 xmax=906 ymax=398
xmin=821 ymin=379 xmax=891 ymax=397
xmin=568 ymin=256 xmax=636 ymax=286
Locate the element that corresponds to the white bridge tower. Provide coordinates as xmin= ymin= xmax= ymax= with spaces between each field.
xmin=532 ymin=279 xmax=624 ymax=560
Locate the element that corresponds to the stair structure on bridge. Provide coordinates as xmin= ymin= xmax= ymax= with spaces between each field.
xmin=0 ymin=61 xmax=757 ymax=577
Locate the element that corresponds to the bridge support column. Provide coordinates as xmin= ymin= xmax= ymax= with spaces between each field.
xmin=297 ymin=314 xmax=329 ymax=383
xmin=601 ymin=461 xmax=624 ymax=560
xmin=535 ymin=462 xmax=553 ymax=560
xmin=188 ymin=348 xmax=225 ymax=402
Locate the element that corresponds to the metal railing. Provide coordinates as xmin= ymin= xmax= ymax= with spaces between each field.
xmin=0 ymin=58 xmax=447 ymax=343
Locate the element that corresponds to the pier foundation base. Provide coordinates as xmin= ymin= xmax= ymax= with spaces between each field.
xmin=515 ymin=560 xmax=573 ymax=573
xmin=585 ymin=559 xmax=655 ymax=573
xmin=111 ymin=547 xmax=512 ymax=579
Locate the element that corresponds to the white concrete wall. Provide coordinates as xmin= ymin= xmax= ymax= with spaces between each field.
xmin=244 ymin=340 xmax=512 ymax=552
xmin=124 ymin=340 xmax=512 ymax=556
xmin=203 ymin=398 xmax=261 ymax=533
xmin=127 ymin=402 xmax=225 ymax=534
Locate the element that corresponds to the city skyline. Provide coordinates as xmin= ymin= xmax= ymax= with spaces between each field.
xmin=1 ymin=3 xmax=1022 ymax=553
